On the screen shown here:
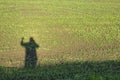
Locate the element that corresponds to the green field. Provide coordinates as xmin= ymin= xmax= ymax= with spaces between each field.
xmin=0 ymin=0 xmax=120 ymax=80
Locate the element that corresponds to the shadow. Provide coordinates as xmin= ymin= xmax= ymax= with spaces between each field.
xmin=21 ymin=37 xmax=39 ymax=68
xmin=0 ymin=60 xmax=120 ymax=80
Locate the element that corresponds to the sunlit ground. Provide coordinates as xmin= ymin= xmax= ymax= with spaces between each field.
xmin=0 ymin=0 xmax=120 ymax=79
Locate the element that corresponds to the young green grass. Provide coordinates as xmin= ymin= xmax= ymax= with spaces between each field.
xmin=0 ymin=0 xmax=120 ymax=79
xmin=0 ymin=60 xmax=120 ymax=80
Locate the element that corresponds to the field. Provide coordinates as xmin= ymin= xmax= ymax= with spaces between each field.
xmin=0 ymin=0 xmax=120 ymax=80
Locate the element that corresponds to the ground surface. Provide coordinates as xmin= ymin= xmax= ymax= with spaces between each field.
xmin=0 ymin=0 xmax=120 ymax=79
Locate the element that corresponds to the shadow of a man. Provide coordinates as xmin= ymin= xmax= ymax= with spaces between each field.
xmin=21 ymin=37 xmax=39 ymax=68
